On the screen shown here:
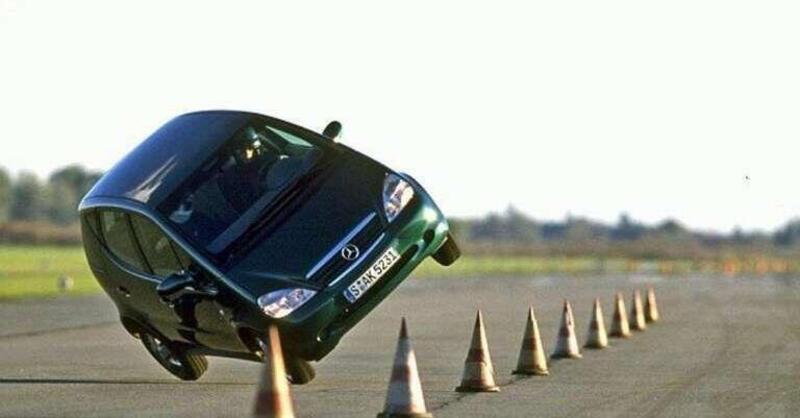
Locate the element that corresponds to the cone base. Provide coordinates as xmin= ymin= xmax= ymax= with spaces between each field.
xmin=583 ymin=342 xmax=608 ymax=350
xmin=377 ymin=412 xmax=433 ymax=418
xmin=512 ymin=367 xmax=549 ymax=376
xmin=455 ymin=385 xmax=501 ymax=393
xmin=631 ymin=326 xmax=647 ymax=332
xmin=550 ymin=352 xmax=582 ymax=359
xmin=609 ymin=332 xmax=631 ymax=339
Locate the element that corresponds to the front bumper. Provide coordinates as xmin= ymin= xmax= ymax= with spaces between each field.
xmin=273 ymin=191 xmax=450 ymax=360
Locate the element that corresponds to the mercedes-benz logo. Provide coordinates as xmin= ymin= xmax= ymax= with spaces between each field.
xmin=341 ymin=244 xmax=360 ymax=261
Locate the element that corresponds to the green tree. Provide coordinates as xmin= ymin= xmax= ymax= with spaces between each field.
xmin=612 ymin=212 xmax=644 ymax=240
xmin=10 ymin=172 xmax=45 ymax=221
xmin=45 ymin=165 xmax=103 ymax=224
xmin=49 ymin=165 xmax=98 ymax=197
xmin=45 ymin=181 xmax=78 ymax=224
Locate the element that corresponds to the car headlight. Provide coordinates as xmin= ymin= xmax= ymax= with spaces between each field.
xmin=257 ymin=288 xmax=317 ymax=318
xmin=383 ymin=174 xmax=414 ymax=222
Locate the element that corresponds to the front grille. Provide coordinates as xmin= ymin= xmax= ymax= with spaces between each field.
xmin=309 ymin=214 xmax=384 ymax=285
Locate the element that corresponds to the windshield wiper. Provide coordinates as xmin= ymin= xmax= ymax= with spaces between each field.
xmin=254 ymin=153 xmax=331 ymax=223
xmin=221 ymin=156 xmax=334 ymax=261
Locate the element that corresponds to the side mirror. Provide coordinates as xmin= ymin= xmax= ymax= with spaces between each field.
xmin=156 ymin=272 xmax=194 ymax=301
xmin=322 ymin=121 xmax=342 ymax=140
xmin=157 ymin=271 xmax=218 ymax=304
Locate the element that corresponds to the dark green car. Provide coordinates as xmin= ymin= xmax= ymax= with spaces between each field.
xmin=79 ymin=110 xmax=459 ymax=383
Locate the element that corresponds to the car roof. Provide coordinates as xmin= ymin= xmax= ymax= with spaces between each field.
xmin=81 ymin=110 xmax=256 ymax=210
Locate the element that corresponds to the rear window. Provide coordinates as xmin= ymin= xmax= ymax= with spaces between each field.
xmin=99 ymin=209 xmax=147 ymax=272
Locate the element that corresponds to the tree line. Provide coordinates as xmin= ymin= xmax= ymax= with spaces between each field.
xmin=3 ymin=165 xmax=800 ymax=257
xmin=452 ymin=206 xmax=800 ymax=259
xmin=0 ymin=165 xmax=102 ymax=225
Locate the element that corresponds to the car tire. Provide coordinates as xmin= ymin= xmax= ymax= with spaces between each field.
xmin=432 ymin=232 xmax=461 ymax=266
xmin=141 ymin=333 xmax=208 ymax=381
xmin=285 ymin=355 xmax=316 ymax=385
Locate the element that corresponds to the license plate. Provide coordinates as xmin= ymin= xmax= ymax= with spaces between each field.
xmin=343 ymin=247 xmax=400 ymax=303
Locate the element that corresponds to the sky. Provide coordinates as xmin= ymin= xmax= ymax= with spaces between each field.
xmin=1 ymin=1 xmax=799 ymax=233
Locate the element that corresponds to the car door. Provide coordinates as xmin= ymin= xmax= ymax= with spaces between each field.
xmin=129 ymin=213 xmax=241 ymax=350
xmin=97 ymin=208 xmax=184 ymax=342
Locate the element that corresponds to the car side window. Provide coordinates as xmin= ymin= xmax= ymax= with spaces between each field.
xmin=83 ymin=210 xmax=102 ymax=239
xmin=130 ymin=214 xmax=184 ymax=278
xmin=99 ymin=209 xmax=147 ymax=272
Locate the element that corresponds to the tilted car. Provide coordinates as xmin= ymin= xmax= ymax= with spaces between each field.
xmin=79 ymin=110 xmax=459 ymax=383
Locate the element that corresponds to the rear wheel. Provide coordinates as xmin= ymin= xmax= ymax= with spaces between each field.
xmin=141 ymin=333 xmax=208 ymax=381
xmin=432 ymin=232 xmax=461 ymax=266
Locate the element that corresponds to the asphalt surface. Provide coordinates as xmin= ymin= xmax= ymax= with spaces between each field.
xmin=2 ymin=274 xmax=800 ymax=417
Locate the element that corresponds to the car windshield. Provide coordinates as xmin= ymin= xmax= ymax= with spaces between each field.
xmin=158 ymin=121 xmax=323 ymax=254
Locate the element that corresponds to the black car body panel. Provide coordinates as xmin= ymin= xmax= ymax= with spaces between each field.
xmin=79 ymin=110 xmax=456 ymax=367
xmin=226 ymin=151 xmax=386 ymax=295
xmin=89 ymin=112 xmax=254 ymax=206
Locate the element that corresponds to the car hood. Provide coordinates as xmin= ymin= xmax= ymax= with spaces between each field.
xmin=226 ymin=150 xmax=387 ymax=296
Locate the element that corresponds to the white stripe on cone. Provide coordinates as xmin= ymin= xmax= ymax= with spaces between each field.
xmin=513 ymin=306 xmax=549 ymax=375
xmin=552 ymin=300 xmax=582 ymax=359
xmin=378 ymin=318 xmax=432 ymax=418
xmin=456 ymin=310 xmax=500 ymax=392
xmin=645 ymin=287 xmax=660 ymax=322
xmin=609 ymin=292 xmax=631 ymax=338
xmin=630 ymin=290 xmax=647 ymax=331
xmin=585 ymin=298 xmax=609 ymax=349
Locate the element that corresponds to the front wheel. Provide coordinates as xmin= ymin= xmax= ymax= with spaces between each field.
xmin=141 ymin=333 xmax=208 ymax=381
xmin=255 ymin=337 xmax=316 ymax=385
xmin=285 ymin=355 xmax=316 ymax=385
xmin=432 ymin=232 xmax=461 ymax=266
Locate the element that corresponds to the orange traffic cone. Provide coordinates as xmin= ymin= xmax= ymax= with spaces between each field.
xmin=645 ymin=287 xmax=660 ymax=322
xmin=377 ymin=318 xmax=433 ymax=418
xmin=609 ymin=292 xmax=631 ymax=338
xmin=456 ymin=310 xmax=500 ymax=392
xmin=253 ymin=326 xmax=295 ymax=418
xmin=551 ymin=300 xmax=582 ymax=359
xmin=630 ymin=290 xmax=647 ymax=331
xmin=512 ymin=306 xmax=549 ymax=376
xmin=584 ymin=298 xmax=608 ymax=349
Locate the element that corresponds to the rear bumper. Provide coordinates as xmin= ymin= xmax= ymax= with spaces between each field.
xmin=275 ymin=191 xmax=449 ymax=360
